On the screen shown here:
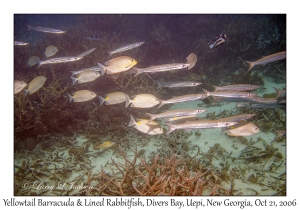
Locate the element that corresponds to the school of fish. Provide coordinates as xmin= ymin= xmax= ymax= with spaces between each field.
xmin=14 ymin=26 xmax=286 ymax=137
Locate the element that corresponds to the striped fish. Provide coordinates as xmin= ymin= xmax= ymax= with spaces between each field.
xmin=108 ymin=42 xmax=145 ymax=57
xmin=37 ymin=48 xmax=95 ymax=68
xmin=27 ymin=25 xmax=65 ymax=34
xmin=133 ymin=63 xmax=191 ymax=77
xmin=158 ymin=93 xmax=206 ymax=109
xmin=203 ymin=89 xmax=257 ymax=99
xmin=157 ymin=81 xmax=202 ymax=89
xmin=213 ymin=84 xmax=260 ymax=91
xmin=14 ymin=41 xmax=29 ymax=46
xmin=146 ymin=108 xmax=207 ymax=121
xmin=70 ymin=66 xmax=101 ymax=76
xmin=217 ymin=114 xmax=256 ymax=122
xmin=166 ymin=120 xmax=237 ymax=134
xmin=246 ymin=51 xmax=286 ymax=72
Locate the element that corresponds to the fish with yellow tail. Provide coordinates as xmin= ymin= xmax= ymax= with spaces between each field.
xmin=98 ymin=56 xmax=137 ymax=75
xmin=128 ymin=115 xmax=163 ymax=135
xmin=221 ymin=121 xmax=260 ymax=136
xmin=246 ymin=51 xmax=286 ymax=72
xmin=67 ymin=90 xmax=97 ymax=103
xmin=23 ymin=76 xmax=47 ymax=96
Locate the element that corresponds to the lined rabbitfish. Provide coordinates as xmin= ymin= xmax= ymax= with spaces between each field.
xmin=70 ymin=66 xmax=101 ymax=76
xmin=246 ymin=51 xmax=286 ymax=72
xmin=146 ymin=108 xmax=207 ymax=121
xmin=67 ymin=90 xmax=97 ymax=103
xmin=27 ymin=56 xmax=40 ymax=67
xmin=128 ymin=115 xmax=163 ymax=135
xmin=45 ymin=45 xmax=58 ymax=58
xmin=157 ymin=81 xmax=202 ymax=89
xmin=14 ymin=80 xmax=27 ymax=94
xmin=129 ymin=94 xmax=160 ymax=108
xmin=23 ymin=76 xmax=47 ymax=96
xmin=98 ymin=56 xmax=137 ymax=75
xmin=222 ymin=121 xmax=260 ymax=136
xmin=213 ymin=84 xmax=260 ymax=91
xmin=95 ymin=141 xmax=116 ymax=149
xmin=108 ymin=42 xmax=145 ymax=57
xmin=166 ymin=119 xmax=237 ymax=135
xmin=27 ymin=25 xmax=65 ymax=34
xmin=99 ymin=92 xmax=131 ymax=107
xmin=70 ymin=70 xmax=100 ymax=85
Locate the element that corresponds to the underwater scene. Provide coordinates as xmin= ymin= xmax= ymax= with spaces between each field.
xmin=14 ymin=14 xmax=286 ymax=196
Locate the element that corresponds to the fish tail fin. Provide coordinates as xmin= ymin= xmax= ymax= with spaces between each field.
xmin=70 ymin=76 xmax=78 ymax=85
xmin=26 ymin=25 xmax=31 ymax=31
xmin=133 ymin=68 xmax=142 ymax=77
xmin=212 ymin=85 xmax=219 ymax=91
xmin=67 ymin=93 xmax=73 ymax=102
xmin=128 ymin=115 xmax=137 ymax=127
xmin=146 ymin=113 xmax=155 ymax=121
xmin=70 ymin=71 xmax=76 ymax=76
xmin=165 ymin=123 xmax=176 ymax=135
xmin=156 ymin=82 xmax=162 ymax=89
xmin=273 ymin=87 xmax=280 ymax=99
xmin=98 ymin=63 xmax=107 ymax=76
xmin=202 ymin=89 xmax=210 ymax=99
xmin=157 ymin=100 xmax=165 ymax=109
xmin=23 ymin=89 xmax=29 ymax=96
xmin=246 ymin=61 xmax=255 ymax=72
xmin=108 ymin=51 xmax=113 ymax=57
xmin=125 ymin=97 xmax=132 ymax=108
xmin=98 ymin=96 xmax=106 ymax=106
xmin=36 ymin=61 xmax=43 ymax=69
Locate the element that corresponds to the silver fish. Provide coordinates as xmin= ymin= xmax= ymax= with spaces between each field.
xmin=27 ymin=25 xmax=65 ymax=34
xmin=213 ymin=84 xmax=260 ymax=91
xmin=146 ymin=108 xmax=207 ymax=121
xmin=158 ymin=93 xmax=206 ymax=109
xmin=157 ymin=81 xmax=202 ymax=89
xmin=250 ymin=97 xmax=285 ymax=104
xmin=133 ymin=53 xmax=195 ymax=76
xmin=37 ymin=48 xmax=95 ymax=68
xmin=70 ymin=66 xmax=101 ymax=76
xmin=166 ymin=120 xmax=237 ymax=135
xmin=203 ymin=89 xmax=257 ymax=99
xmin=165 ymin=115 xmax=201 ymax=124
xmin=108 ymin=42 xmax=145 ymax=57
xmin=14 ymin=41 xmax=29 ymax=46
xmin=246 ymin=51 xmax=286 ymax=72
xmin=133 ymin=63 xmax=191 ymax=77
xmin=217 ymin=114 xmax=256 ymax=122
xmin=208 ymin=33 xmax=227 ymax=51
xmin=77 ymin=48 xmax=96 ymax=58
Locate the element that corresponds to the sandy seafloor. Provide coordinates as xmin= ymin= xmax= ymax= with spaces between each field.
xmin=14 ymin=74 xmax=286 ymax=196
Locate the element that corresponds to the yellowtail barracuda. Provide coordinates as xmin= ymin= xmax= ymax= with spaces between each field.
xmin=27 ymin=25 xmax=66 ymax=34
xmin=37 ymin=48 xmax=96 ymax=68
xmin=166 ymin=120 xmax=238 ymax=134
xmin=146 ymin=108 xmax=207 ymax=121
xmin=108 ymin=42 xmax=145 ymax=57
xmin=158 ymin=93 xmax=206 ymax=109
